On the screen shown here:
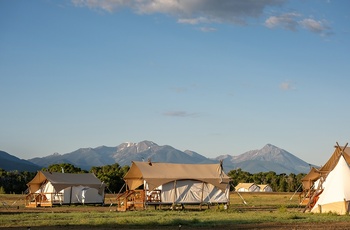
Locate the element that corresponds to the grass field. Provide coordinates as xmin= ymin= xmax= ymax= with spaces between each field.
xmin=1 ymin=193 xmax=350 ymax=229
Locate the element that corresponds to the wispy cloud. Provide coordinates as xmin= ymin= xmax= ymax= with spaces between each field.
xmin=163 ymin=110 xmax=199 ymax=117
xmin=299 ymin=18 xmax=331 ymax=35
xmin=199 ymin=27 xmax=217 ymax=32
xmin=72 ymin=0 xmax=332 ymax=35
xmin=265 ymin=13 xmax=332 ymax=35
xmin=178 ymin=17 xmax=211 ymax=25
xmin=72 ymin=0 xmax=285 ymax=26
xmin=171 ymin=87 xmax=188 ymax=93
xmin=265 ymin=13 xmax=300 ymax=31
xmin=279 ymin=81 xmax=296 ymax=91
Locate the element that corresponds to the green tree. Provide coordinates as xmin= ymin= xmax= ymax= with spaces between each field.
xmin=43 ymin=163 xmax=87 ymax=173
xmin=277 ymin=174 xmax=287 ymax=192
xmin=90 ymin=163 xmax=129 ymax=193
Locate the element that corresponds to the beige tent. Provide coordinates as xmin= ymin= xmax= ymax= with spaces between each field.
xmin=302 ymin=145 xmax=350 ymax=190
xmin=311 ymin=155 xmax=350 ymax=214
xmin=301 ymin=144 xmax=350 ymax=212
xmin=117 ymin=161 xmax=231 ymax=210
xmin=235 ymin=183 xmax=260 ymax=192
xmin=26 ymin=171 xmax=105 ymax=207
xmin=258 ymin=184 xmax=273 ymax=192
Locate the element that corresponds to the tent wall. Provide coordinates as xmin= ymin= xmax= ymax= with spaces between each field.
xmin=150 ymin=180 xmax=229 ymax=204
xmin=60 ymin=186 xmax=104 ymax=204
xmin=312 ymin=201 xmax=350 ymax=215
xmin=310 ymin=155 xmax=350 ymax=214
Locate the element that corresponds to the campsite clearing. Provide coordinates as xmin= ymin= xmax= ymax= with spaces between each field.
xmin=1 ymin=193 xmax=350 ymax=229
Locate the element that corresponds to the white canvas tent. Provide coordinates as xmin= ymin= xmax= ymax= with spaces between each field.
xmin=301 ymin=143 xmax=350 ymax=212
xmin=117 ymin=161 xmax=231 ymax=211
xmin=235 ymin=183 xmax=260 ymax=192
xmin=311 ymin=155 xmax=350 ymax=214
xmin=26 ymin=171 xmax=105 ymax=207
xmin=258 ymin=184 xmax=273 ymax=192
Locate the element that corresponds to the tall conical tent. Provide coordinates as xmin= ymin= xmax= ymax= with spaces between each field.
xmin=311 ymin=155 xmax=350 ymax=214
xmin=302 ymin=145 xmax=350 ymax=190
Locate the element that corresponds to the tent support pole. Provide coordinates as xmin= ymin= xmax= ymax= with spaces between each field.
xmin=69 ymin=186 xmax=73 ymax=205
xmin=200 ymin=182 xmax=204 ymax=210
xmin=172 ymin=180 xmax=177 ymax=208
xmin=344 ymin=198 xmax=348 ymax=215
xmin=303 ymin=176 xmax=323 ymax=213
xmin=290 ymin=184 xmax=302 ymax=200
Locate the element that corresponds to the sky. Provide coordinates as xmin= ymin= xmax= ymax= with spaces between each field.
xmin=1 ymin=0 xmax=350 ymax=166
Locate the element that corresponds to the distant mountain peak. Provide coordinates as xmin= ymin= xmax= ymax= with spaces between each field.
xmin=23 ymin=142 xmax=312 ymax=174
xmin=217 ymin=144 xmax=311 ymax=174
xmin=118 ymin=140 xmax=158 ymax=151
xmin=0 ymin=150 xmax=41 ymax=172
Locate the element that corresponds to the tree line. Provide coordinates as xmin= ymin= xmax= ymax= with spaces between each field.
xmin=0 ymin=164 xmax=306 ymax=194
xmin=228 ymin=168 xmax=305 ymax=192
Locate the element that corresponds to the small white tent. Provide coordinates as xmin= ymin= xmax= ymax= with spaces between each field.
xmin=311 ymin=155 xmax=350 ymax=214
xmin=26 ymin=171 xmax=105 ymax=207
xmin=258 ymin=184 xmax=273 ymax=192
xmin=235 ymin=183 xmax=260 ymax=192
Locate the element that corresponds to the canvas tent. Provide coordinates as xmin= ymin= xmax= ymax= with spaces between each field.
xmin=311 ymin=155 xmax=350 ymax=214
xmin=301 ymin=145 xmax=350 ymax=191
xmin=258 ymin=184 xmax=273 ymax=192
xmin=235 ymin=183 xmax=260 ymax=192
xmin=117 ymin=161 xmax=231 ymax=211
xmin=26 ymin=171 xmax=105 ymax=207
xmin=301 ymin=143 xmax=350 ymax=213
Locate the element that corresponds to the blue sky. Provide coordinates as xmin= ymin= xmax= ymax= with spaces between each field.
xmin=1 ymin=0 xmax=349 ymax=166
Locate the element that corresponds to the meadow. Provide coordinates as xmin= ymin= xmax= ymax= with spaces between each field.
xmin=1 ymin=193 xmax=349 ymax=229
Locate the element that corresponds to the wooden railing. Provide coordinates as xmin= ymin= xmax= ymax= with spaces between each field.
xmin=25 ymin=193 xmax=63 ymax=207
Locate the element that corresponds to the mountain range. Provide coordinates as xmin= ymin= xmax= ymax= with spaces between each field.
xmin=0 ymin=150 xmax=41 ymax=172
xmin=1 ymin=141 xmax=312 ymax=174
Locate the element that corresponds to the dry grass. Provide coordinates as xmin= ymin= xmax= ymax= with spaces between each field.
xmin=1 ymin=193 xmax=350 ymax=229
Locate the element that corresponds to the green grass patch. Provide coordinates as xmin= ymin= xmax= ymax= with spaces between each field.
xmin=1 ymin=193 xmax=350 ymax=229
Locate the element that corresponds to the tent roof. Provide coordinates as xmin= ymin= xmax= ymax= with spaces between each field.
xmin=27 ymin=171 xmax=104 ymax=192
xmin=311 ymin=155 xmax=350 ymax=212
xmin=235 ymin=183 xmax=258 ymax=190
xmin=123 ymin=161 xmax=230 ymax=191
xmin=258 ymin=184 xmax=271 ymax=190
xmin=301 ymin=145 xmax=350 ymax=189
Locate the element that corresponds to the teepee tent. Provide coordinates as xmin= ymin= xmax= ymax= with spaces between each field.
xmin=302 ymin=144 xmax=350 ymax=190
xmin=301 ymin=143 xmax=350 ymax=211
xmin=311 ymin=155 xmax=350 ymax=214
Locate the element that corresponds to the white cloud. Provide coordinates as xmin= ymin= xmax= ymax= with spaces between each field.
xmin=177 ymin=17 xmax=211 ymax=25
xmin=265 ymin=13 xmax=332 ymax=35
xmin=265 ymin=13 xmax=300 ymax=31
xmin=199 ymin=27 xmax=217 ymax=32
xmin=163 ymin=110 xmax=199 ymax=117
xmin=299 ymin=18 xmax=330 ymax=34
xmin=72 ymin=0 xmax=332 ymax=35
xmin=72 ymin=0 xmax=130 ymax=12
xmin=72 ymin=0 xmax=286 ymax=25
xmin=279 ymin=81 xmax=296 ymax=91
